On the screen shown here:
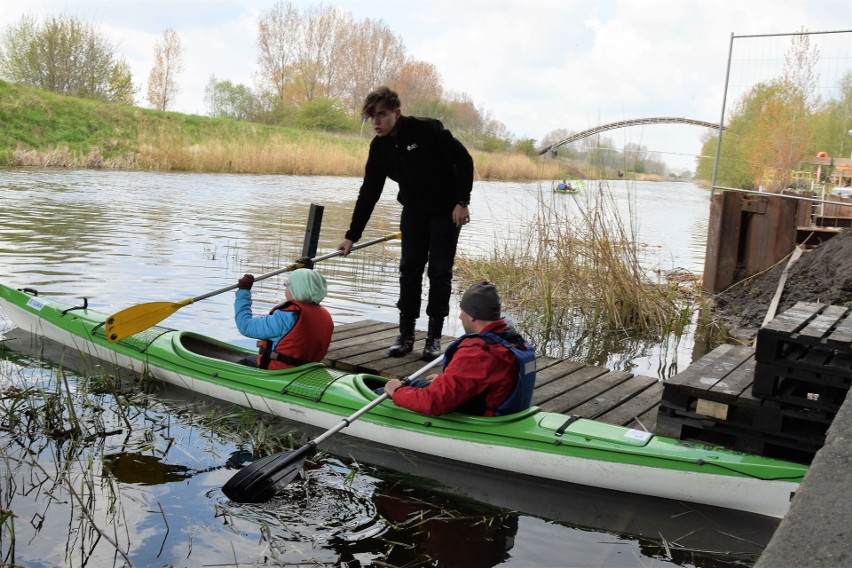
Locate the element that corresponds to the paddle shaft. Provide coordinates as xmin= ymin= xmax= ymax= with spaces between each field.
xmin=310 ymin=354 xmax=443 ymax=448
xmin=104 ymin=232 xmax=400 ymax=343
xmin=191 ymin=232 xmax=400 ymax=304
xmin=221 ymin=354 xmax=444 ymax=502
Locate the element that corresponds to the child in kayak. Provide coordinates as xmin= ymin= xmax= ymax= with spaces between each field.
xmin=234 ymin=268 xmax=333 ymax=369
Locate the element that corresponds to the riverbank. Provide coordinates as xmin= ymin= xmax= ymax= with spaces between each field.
xmin=709 ymin=228 xmax=852 ymax=342
xmin=0 ymin=80 xmax=560 ymax=182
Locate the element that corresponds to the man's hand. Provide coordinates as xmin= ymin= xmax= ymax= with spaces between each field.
xmin=452 ymin=204 xmax=470 ymax=228
xmin=384 ymin=378 xmax=402 ymax=396
xmin=337 ymin=239 xmax=354 ymax=256
xmin=237 ymin=274 xmax=255 ymax=290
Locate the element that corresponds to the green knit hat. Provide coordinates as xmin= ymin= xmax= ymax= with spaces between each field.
xmin=288 ymin=269 xmax=328 ymax=304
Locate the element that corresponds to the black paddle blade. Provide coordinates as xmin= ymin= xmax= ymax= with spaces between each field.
xmin=222 ymin=444 xmax=316 ymax=503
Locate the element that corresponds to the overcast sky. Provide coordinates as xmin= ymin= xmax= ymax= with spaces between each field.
xmin=3 ymin=0 xmax=851 ymax=170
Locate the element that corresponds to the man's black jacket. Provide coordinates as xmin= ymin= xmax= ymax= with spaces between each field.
xmin=345 ymin=115 xmax=474 ymax=242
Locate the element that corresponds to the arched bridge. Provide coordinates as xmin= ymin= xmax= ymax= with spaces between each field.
xmin=538 ymin=117 xmax=724 ymax=155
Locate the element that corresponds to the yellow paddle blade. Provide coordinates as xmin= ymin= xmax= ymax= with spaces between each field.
xmin=104 ymin=298 xmax=194 ymax=342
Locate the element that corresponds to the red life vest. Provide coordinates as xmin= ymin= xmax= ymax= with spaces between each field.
xmin=256 ymin=300 xmax=333 ymax=370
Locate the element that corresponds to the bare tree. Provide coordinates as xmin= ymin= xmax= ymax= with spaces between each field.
xmin=256 ymin=1 xmax=300 ymax=105
xmin=295 ymin=5 xmax=350 ymax=101
xmin=394 ymin=60 xmax=443 ymax=106
xmin=0 ymin=14 xmax=134 ymax=103
xmin=338 ymin=18 xmax=405 ymax=112
xmin=147 ymin=28 xmax=183 ymax=111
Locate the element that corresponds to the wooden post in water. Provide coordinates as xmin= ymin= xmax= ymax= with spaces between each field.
xmin=703 ymin=191 xmax=798 ymax=293
xmin=301 ymin=203 xmax=324 ymax=259
xmin=703 ymin=191 xmax=742 ymax=292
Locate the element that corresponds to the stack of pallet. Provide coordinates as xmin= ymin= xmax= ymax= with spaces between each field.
xmin=656 ymin=302 xmax=852 ymax=464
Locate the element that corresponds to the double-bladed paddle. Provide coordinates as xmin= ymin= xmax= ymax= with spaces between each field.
xmin=222 ymin=354 xmax=444 ymax=503
xmin=104 ymin=232 xmax=401 ymax=342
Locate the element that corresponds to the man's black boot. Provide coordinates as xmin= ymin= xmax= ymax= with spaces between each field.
xmin=388 ymin=315 xmax=416 ymax=357
xmin=422 ymin=316 xmax=444 ymax=360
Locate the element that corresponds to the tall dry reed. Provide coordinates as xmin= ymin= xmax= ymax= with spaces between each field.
xmin=135 ymin=129 xmax=369 ymax=175
xmin=456 ymin=180 xmax=702 ymax=364
xmin=472 ymin=151 xmax=562 ymax=181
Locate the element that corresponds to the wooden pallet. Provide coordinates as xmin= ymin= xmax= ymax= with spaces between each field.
xmin=754 ymin=302 xmax=852 ymax=406
xmin=321 ymin=320 xmax=661 ymax=430
xmin=655 ymin=343 xmax=826 ymax=464
xmin=756 ymin=302 xmax=852 ymax=361
xmin=753 ymin=360 xmax=850 ymax=412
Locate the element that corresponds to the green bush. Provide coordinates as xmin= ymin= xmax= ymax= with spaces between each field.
xmin=294 ymin=97 xmax=353 ymax=132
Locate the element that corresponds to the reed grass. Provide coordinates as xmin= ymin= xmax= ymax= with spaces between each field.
xmin=472 ymin=150 xmax=561 ymax=181
xmin=455 ymin=179 xmax=709 ymax=367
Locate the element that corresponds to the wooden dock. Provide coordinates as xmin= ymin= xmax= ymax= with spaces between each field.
xmin=320 ymin=320 xmax=663 ymax=432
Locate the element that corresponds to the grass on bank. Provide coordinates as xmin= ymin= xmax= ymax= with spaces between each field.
xmin=0 ymin=80 xmax=561 ymax=181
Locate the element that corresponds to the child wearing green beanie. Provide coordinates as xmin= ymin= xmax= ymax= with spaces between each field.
xmin=234 ymin=268 xmax=334 ymax=370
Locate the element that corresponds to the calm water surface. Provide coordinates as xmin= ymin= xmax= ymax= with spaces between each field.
xmin=0 ymin=168 xmax=711 ymax=371
xmin=0 ymin=169 xmax=774 ymax=567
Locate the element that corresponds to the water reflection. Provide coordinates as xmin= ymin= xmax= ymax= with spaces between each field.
xmin=102 ymin=452 xmax=193 ymax=485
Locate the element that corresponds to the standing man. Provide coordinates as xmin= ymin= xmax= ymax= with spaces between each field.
xmin=338 ymin=86 xmax=475 ymax=360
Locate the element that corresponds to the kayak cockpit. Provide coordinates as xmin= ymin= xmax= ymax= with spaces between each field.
xmin=175 ymin=332 xmax=255 ymax=364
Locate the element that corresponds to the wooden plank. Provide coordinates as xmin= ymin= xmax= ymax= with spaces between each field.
xmin=330 ymin=320 xmax=396 ymax=340
xmin=319 ymin=320 xmax=681 ymax=428
xmin=570 ymin=375 xmax=658 ymax=419
xmin=532 ymin=359 xmax=586 ymax=388
xmin=665 ymin=345 xmax=754 ymax=396
xmin=758 ymin=303 xmax=852 ymax=361
xmin=324 ymin=327 xmax=401 ymax=359
xmin=828 ymin=311 xmax=852 ymax=345
xmin=532 ymin=366 xmax=608 ymax=406
xmin=664 ymin=343 xmax=737 ymax=386
xmin=534 ymin=355 xmax=563 ymax=372
xmin=539 ymin=370 xmax=633 ymax=414
xmin=761 ymin=301 xmax=825 ymax=334
xmin=379 ymin=354 xmax=443 ymax=378
xmin=799 ymin=305 xmax=849 ymax=340
xmin=762 ymin=245 xmax=803 ymax=328
xmin=706 ymin=352 xmax=758 ymax=403
xmin=598 ymin=382 xmax=664 ymax=427
xmin=695 ymin=399 xmax=729 ymax=420
xmin=626 ymin=405 xmax=659 ymax=433
xmin=333 ymin=332 xmax=428 ymax=371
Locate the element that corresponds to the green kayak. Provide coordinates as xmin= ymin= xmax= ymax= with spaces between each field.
xmin=0 ymin=282 xmax=807 ymax=518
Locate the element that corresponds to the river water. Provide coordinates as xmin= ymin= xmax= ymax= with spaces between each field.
xmin=0 ymin=169 xmax=777 ymax=567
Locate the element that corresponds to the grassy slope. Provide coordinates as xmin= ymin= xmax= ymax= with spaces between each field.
xmin=0 ymin=80 xmax=365 ymax=168
xmin=0 ymin=80 xmax=561 ymax=180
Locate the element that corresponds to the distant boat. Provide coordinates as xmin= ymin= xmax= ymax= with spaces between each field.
xmin=554 ymin=186 xmax=580 ymax=194
xmin=553 ymin=180 xmax=583 ymax=194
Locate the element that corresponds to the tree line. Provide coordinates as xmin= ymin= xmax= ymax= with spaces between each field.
xmin=0 ymin=3 xmax=530 ymax=155
xmin=538 ymin=129 xmax=670 ymax=177
xmin=695 ymin=34 xmax=851 ymax=190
